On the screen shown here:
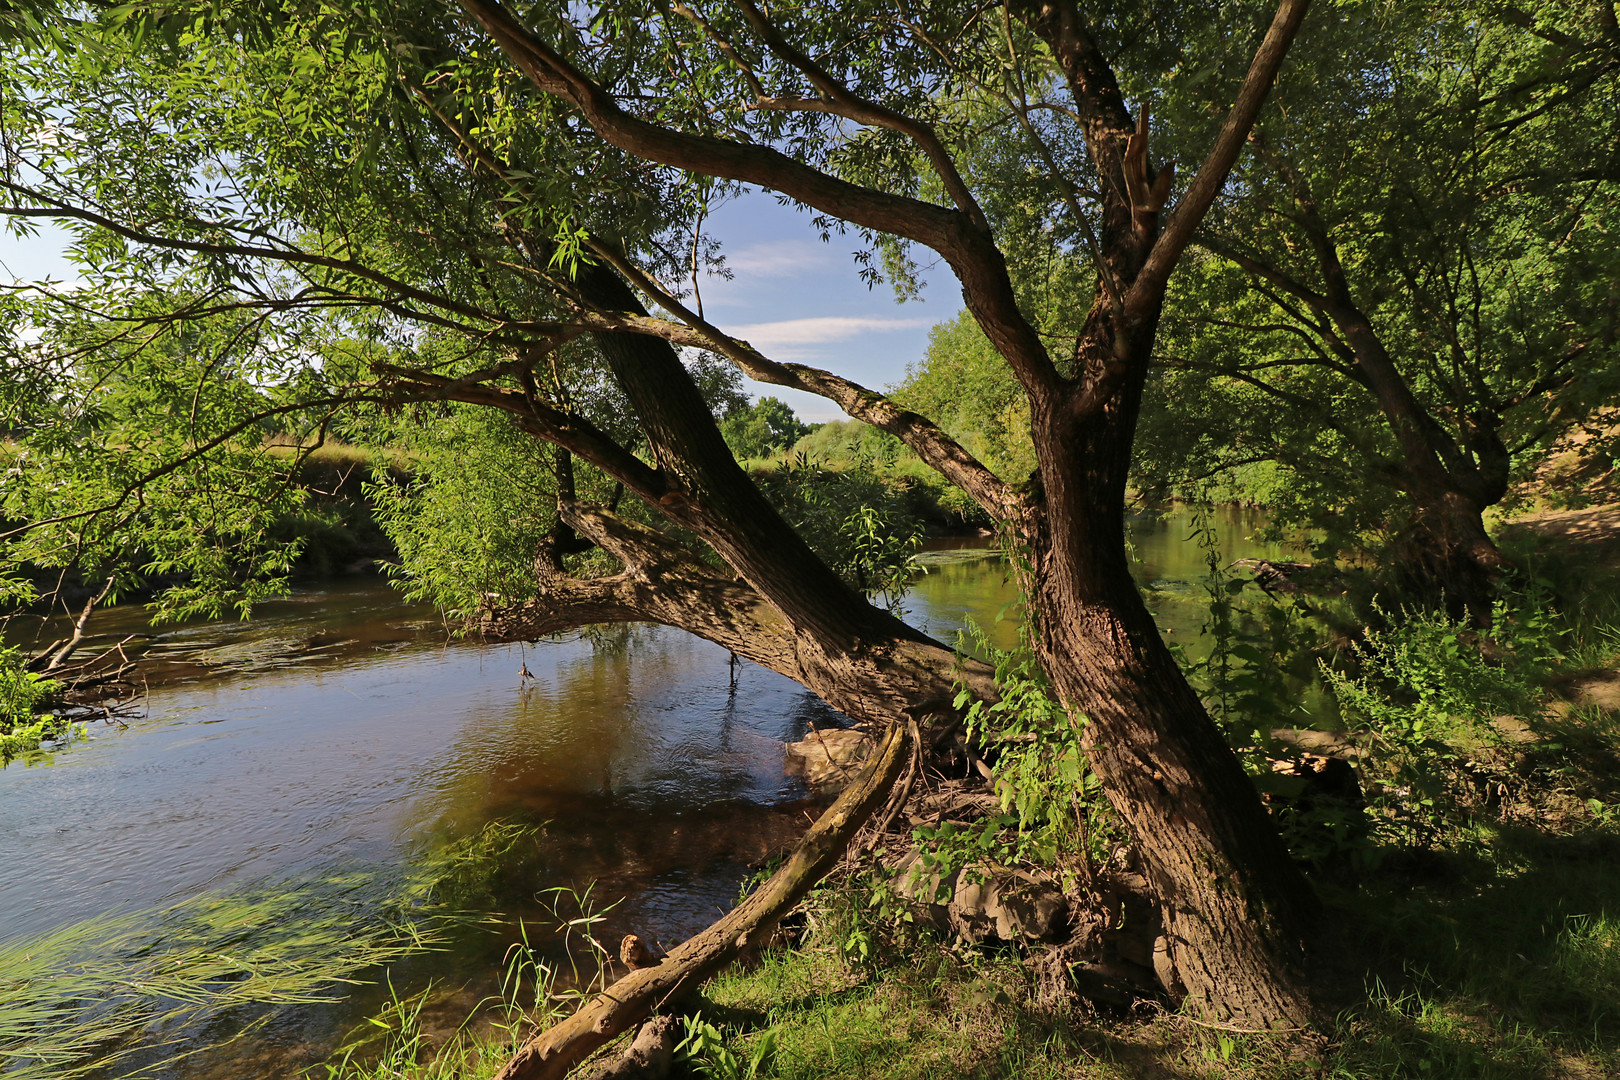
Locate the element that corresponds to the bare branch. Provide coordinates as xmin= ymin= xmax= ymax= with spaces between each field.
xmin=731 ymin=0 xmax=990 ymax=231
xmin=585 ymin=239 xmax=1017 ymax=517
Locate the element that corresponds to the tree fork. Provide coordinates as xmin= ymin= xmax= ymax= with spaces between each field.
xmin=492 ymin=722 xmax=914 ymax=1080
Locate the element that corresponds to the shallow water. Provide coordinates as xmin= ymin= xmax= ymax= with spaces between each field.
xmin=0 ymin=505 xmax=1300 ymax=1075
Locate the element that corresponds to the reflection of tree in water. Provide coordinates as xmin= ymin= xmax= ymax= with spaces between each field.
xmin=414 ymin=623 xmax=844 ymax=927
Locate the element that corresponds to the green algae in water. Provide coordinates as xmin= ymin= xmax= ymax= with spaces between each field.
xmin=0 ymin=823 xmax=535 ymax=1079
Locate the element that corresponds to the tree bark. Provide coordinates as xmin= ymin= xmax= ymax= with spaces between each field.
xmin=480 ymin=502 xmax=994 ymax=730
xmin=1015 ymin=296 xmax=1319 ymax=1024
xmin=1009 ymin=0 xmax=1321 ymax=1025
xmin=461 ymin=0 xmax=1322 ymax=1032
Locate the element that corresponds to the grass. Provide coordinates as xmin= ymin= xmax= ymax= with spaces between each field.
xmin=702 ymin=943 xmax=1091 ymax=1079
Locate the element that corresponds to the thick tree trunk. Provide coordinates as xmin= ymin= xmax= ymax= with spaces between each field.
xmin=1331 ymin=307 xmax=1514 ymax=620
xmin=999 ymin=0 xmax=1322 ymax=1020
xmin=481 ymin=503 xmax=993 ymax=731
xmin=1023 ymin=320 xmax=1319 ymax=1026
xmin=1392 ymin=488 xmax=1512 ymax=622
xmin=465 ymin=0 xmax=1324 ymax=1033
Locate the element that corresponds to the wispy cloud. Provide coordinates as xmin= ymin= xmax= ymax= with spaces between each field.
xmin=722 ymin=315 xmax=931 ymax=359
xmin=714 ymin=241 xmax=835 ymax=278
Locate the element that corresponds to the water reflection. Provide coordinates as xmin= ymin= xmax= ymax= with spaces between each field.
xmin=0 ymin=504 xmax=1303 ymax=1076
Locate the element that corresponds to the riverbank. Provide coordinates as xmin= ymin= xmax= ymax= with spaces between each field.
xmin=321 ymin=509 xmax=1620 ymax=1080
xmin=324 ymin=719 xmax=1620 ymax=1080
xmin=8 ymin=508 xmax=1617 ymax=1079
xmin=666 ymin=509 xmax=1620 ymax=1080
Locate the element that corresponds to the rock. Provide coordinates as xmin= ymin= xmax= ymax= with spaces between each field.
xmin=783 ymin=728 xmax=874 ymax=791
xmin=1573 ymin=674 xmax=1620 ymax=712
xmin=1270 ymin=727 xmax=1359 ymax=758
xmin=894 ymin=854 xmax=1070 ymax=944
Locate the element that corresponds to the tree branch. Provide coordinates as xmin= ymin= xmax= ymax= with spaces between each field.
xmin=730 ymin=0 xmax=990 ymax=231
xmin=454 ymin=0 xmax=1060 ymax=399
xmin=585 ymin=240 xmax=1017 ymax=517
xmin=372 ymin=362 xmax=670 ymax=504
xmin=1127 ymin=0 xmax=1312 ymax=316
xmin=492 ymin=721 xmax=914 ymax=1080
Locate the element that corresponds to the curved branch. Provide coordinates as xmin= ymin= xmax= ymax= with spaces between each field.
xmin=455 ymin=0 xmax=1060 ymax=399
xmin=373 ymin=363 xmax=669 ymax=503
xmin=586 ymin=241 xmax=1017 ymax=518
xmin=731 ymin=0 xmax=990 ymax=231
xmin=0 ymin=393 xmax=372 ymax=544
xmin=492 ymin=721 xmax=914 ymax=1080
xmin=0 ymin=185 xmax=512 ymax=331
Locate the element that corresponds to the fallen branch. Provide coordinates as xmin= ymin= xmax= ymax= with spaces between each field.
xmin=41 ymin=577 xmax=115 ymax=673
xmin=493 ymin=722 xmax=914 ymax=1080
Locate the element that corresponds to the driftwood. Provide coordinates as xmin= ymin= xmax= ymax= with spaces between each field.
xmin=492 ymin=722 xmax=913 ymax=1080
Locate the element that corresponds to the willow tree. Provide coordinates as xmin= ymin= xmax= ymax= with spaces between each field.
xmin=1 ymin=0 xmax=1320 ymax=1034
xmin=1137 ymin=0 xmax=1620 ymax=615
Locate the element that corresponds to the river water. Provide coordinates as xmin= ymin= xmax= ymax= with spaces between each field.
xmin=0 ymin=507 xmax=1295 ymax=1076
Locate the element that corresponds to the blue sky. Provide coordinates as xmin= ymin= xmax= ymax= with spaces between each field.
xmin=0 ymin=221 xmax=79 ymax=284
xmin=1 ymin=188 xmax=962 ymax=423
xmin=696 ymin=190 xmax=962 ymax=421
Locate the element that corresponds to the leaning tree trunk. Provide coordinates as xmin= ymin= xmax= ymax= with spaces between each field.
xmin=1332 ymin=307 xmax=1515 ymax=621
xmin=1021 ymin=318 xmax=1319 ymax=1026
xmin=459 ymin=0 xmax=1322 ymax=1032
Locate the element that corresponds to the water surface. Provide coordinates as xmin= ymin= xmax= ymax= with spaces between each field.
xmin=0 ymin=505 xmax=1300 ymax=1075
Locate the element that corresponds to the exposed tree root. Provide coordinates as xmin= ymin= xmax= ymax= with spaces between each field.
xmin=492 ymin=722 xmax=914 ymax=1080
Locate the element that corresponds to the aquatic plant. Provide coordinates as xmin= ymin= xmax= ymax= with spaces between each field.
xmin=0 ymin=646 xmax=65 ymax=766
xmin=0 ymin=822 xmax=534 ymax=1078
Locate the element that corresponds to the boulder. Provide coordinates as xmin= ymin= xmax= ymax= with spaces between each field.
xmin=893 ymin=854 xmax=1070 ymax=944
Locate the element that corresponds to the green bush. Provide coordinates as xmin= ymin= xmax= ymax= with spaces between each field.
xmin=0 ymin=646 xmax=65 ymax=766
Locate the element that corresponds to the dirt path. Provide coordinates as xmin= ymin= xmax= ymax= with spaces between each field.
xmin=1500 ymin=503 xmax=1620 ymax=561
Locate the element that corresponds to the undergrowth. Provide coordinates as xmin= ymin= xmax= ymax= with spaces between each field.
xmin=0 ymin=644 xmax=67 ymax=766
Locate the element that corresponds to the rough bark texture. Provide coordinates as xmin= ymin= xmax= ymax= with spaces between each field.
xmin=1010 ymin=0 xmax=1320 ymax=1025
xmin=454 ymin=0 xmax=1322 ymax=1036
xmin=480 ymin=502 xmax=995 ymax=730
xmin=1020 ymin=318 xmax=1318 ymax=1024
xmin=574 ymin=1016 xmax=679 ymax=1080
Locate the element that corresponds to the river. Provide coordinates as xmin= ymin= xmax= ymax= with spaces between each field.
xmin=0 ymin=507 xmax=1298 ymax=1077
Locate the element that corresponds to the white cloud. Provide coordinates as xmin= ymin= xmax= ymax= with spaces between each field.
xmin=714 ymin=241 xmax=834 ymax=278
xmin=723 ymin=315 xmax=930 ymax=355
